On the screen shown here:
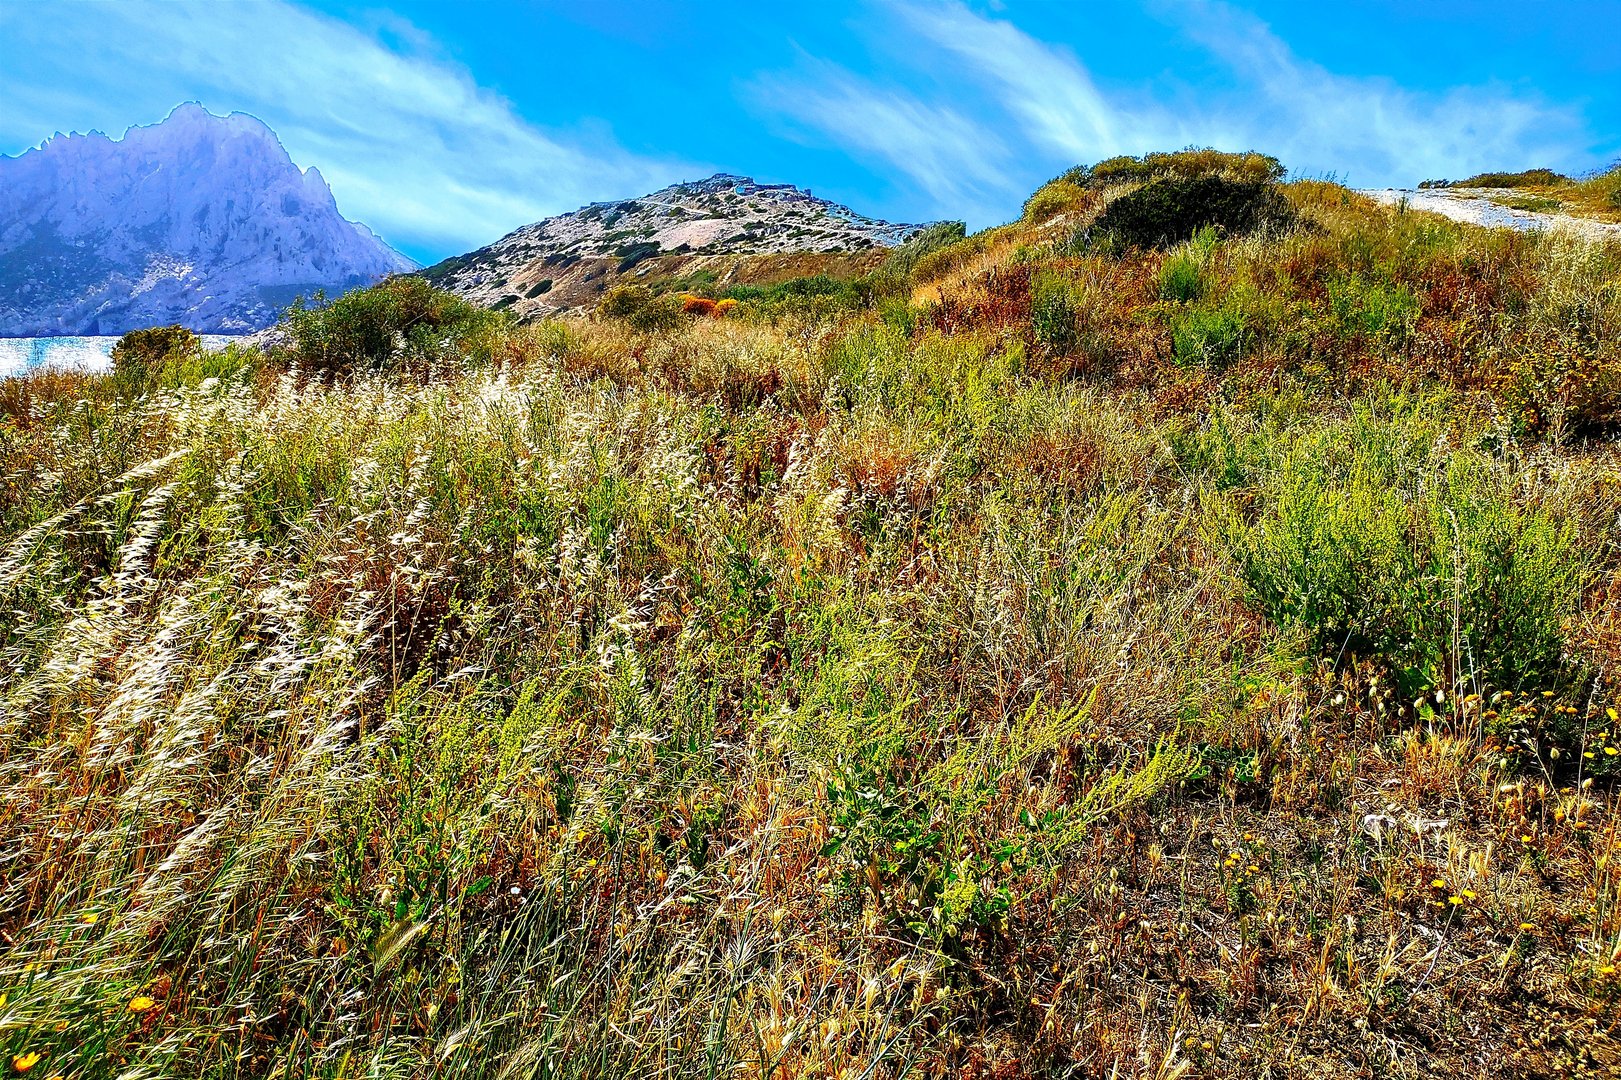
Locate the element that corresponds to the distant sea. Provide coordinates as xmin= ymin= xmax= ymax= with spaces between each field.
xmin=0 ymin=335 xmax=241 ymax=378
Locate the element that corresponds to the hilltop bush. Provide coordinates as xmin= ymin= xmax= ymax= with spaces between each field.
xmin=880 ymin=220 xmax=967 ymax=277
xmin=283 ymin=275 xmax=506 ymax=374
xmin=1092 ymin=174 xmax=1297 ymax=250
xmin=1575 ymin=161 xmax=1621 ymax=209
xmin=1065 ymin=148 xmax=1286 ymax=190
xmin=907 ymin=223 xmax=1028 ymax=286
xmin=1451 ymin=168 xmax=1571 ymax=188
xmin=1023 ymin=179 xmax=1092 ymax=224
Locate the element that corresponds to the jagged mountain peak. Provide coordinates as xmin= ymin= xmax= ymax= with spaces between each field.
xmin=0 ymin=104 xmax=415 ymax=336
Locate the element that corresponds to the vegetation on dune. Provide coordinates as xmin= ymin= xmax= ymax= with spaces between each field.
xmin=1578 ymin=162 xmax=1621 ymax=211
xmin=5 ymin=150 xmax=1621 ymax=1078
xmin=1444 ymin=169 xmax=1575 ymax=190
xmin=1061 ymin=149 xmax=1287 ymax=190
xmin=1420 ymin=162 xmax=1621 ymax=221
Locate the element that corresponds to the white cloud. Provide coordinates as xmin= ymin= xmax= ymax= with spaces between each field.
xmin=755 ymin=0 xmax=1589 ymax=213
xmin=0 ymin=1 xmax=696 ymax=256
xmin=1170 ymin=0 xmax=1584 ymax=183
xmin=751 ymin=60 xmax=1016 ymax=218
xmin=897 ymin=3 xmax=1191 ymax=162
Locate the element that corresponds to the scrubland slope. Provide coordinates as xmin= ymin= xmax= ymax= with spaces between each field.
xmin=3 ymin=154 xmax=1621 ymax=1078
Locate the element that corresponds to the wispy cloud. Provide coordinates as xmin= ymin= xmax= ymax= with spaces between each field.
xmin=1170 ymin=0 xmax=1583 ymax=183
xmin=897 ymin=4 xmax=1191 ymax=162
xmin=0 ymin=1 xmax=696 ymax=257
xmin=751 ymin=59 xmax=1015 ymax=219
xmin=754 ymin=0 xmax=1589 ymax=218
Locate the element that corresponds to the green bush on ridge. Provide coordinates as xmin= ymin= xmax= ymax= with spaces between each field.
xmin=1091 ymin=173 xmax=1298 ymax=251
xmin=1059 ymin=148 xmax=1287 ymax=190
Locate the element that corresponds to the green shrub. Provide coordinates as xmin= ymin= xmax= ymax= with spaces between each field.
xmin=1093 ymin=175 xmax=1296 ymax=251
xmin=1574 ymin=162 xmax=1621 ymax=209
xmin=1030 ymin=270 xmax=1081 ymax=353
xmin=105 ymin=325 xmax=257 ymax=394
xmin=1327 ymin=276 xmax=1420 ymax=345
xmin=711 ymin=273 xmax=882 ymax=321
xmin=911 ymin=236 xmax=983 ymax=283
xmin=881 ymin=221 xmax=968 ymax=278
xmin=878 ymin=296 xmax=921 ymax=337
xmin=110 ymin=324 xmax=200 ymax=382
xmin=1218 ymin=408 xmax=1589 ymax=696
xmin=1451 ymin=168 xmax=1571 ymax=189
xmin=1172 ymin=300 xmax=1249 ymax=369
xmin=596 ymin=282 xmax=685 ymax=331
xmin=284 ymin=276 xmax=505 ymax=374
xmin=909 ymin=225 xmax=1025 ymax=285
xmin=1068 ymin=149 xmax=1286 ymax=190
xmin=1023 ymin=180 xmax=1090 ymax=224
xmin=597 ymin=282 xmax=655 ymax=320
xmin=1158 ymin=226 xmax=1220 ymax=303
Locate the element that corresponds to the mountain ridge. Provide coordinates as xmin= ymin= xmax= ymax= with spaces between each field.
xmin=0 ymin=103 xmax=415 ymax=336
xmin=423 ymin=172 xmax=936 ymax=317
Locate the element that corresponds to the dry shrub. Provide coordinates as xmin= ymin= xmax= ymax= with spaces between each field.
xmin=0 ymin=368 xmax=99 ymax=428
xmin=1022 ymin=180 xmax=1094 ymax=224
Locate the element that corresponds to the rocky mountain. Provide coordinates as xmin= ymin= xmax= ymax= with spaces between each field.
xmin=424 ymin=173 xmax=932 ymax=317
xmin=0 ymin=103 xmax=415 ymax=337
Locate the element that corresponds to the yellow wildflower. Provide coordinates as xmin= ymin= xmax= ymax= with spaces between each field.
xmin=11 ymin=1052 xmax=41 ymax=1074
xmin=127 ymin=995 xmax=156 ymax=1013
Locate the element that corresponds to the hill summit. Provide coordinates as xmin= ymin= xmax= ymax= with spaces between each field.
xmin=0 ymin=103 xmax=415 ymax=336
xmin=423 ymin=172 xmax=933 ymax=317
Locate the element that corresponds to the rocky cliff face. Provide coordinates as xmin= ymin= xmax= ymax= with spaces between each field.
xmin=424 ymin=173 xmax=931 ymax=317
xmin=0 ymin=103 xmax=415 ymax=336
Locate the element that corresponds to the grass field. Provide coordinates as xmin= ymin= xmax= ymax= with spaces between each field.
xmin=4 ymin=157 xmax=1621 ymax=1078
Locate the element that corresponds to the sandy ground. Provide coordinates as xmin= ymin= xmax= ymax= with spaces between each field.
xmin=1360 ymin=187 xmax=1621 ymax=241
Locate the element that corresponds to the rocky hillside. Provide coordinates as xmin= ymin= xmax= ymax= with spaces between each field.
xmin=0 ymin=103 xmax=415 ymax=336
xmin=423 ymin=173 xmax=932 ymax=317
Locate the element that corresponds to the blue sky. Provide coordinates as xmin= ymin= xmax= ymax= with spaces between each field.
xmin=2 ymin=0 xmax=1617 ymax=264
